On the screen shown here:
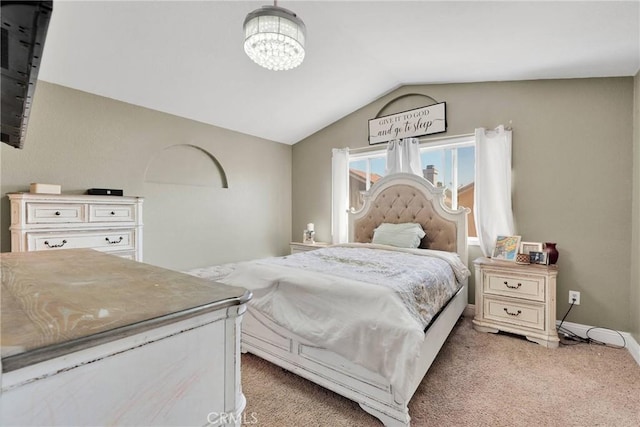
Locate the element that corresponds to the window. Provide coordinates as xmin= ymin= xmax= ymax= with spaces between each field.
xmin=347 ymin=136 xmax=477 ymax=238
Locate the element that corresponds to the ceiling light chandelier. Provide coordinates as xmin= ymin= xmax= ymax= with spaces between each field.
xmin=243 ymin=1 xmax=306 ymax=71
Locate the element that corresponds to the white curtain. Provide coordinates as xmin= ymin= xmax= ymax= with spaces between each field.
xmin=385 ymin=138 xmax=422 ymax=176
xmin=385 ymin=140 xmax=402 ymax=174
xmin=331 ymin=148 xmax=350 ymax=244
xmin=474 ymin=125 xmax=515 ymax=256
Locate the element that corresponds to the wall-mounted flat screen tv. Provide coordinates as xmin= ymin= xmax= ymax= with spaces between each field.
xmin=1 ymin=1 xmax=53 ymax=149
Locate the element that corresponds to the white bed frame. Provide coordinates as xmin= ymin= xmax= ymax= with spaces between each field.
xmin=241 ymin=173 xmax=469 ymax=426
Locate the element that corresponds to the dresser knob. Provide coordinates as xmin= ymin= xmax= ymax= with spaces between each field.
xmin=55 ymin=211 xmax=61 ymax=216
xmin=110 ymin=211 xmax=115 ymax=215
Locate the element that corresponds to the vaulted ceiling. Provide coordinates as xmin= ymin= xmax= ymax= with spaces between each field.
xmin=38 ymin=1 xmax=640 ymax=145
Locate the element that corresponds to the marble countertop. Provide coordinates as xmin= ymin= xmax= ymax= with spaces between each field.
xmin=1 ymin=249 xmax=250 ymax=372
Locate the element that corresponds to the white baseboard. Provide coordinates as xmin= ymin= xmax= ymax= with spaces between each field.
xmin=464 ymin=304 xmax=640 ymax=366
xmin=627 ymin=334 xmax=640 ymax=366
xmin=557 ymin=320 xmax=624 ymax=346
xmin=557 ymin=320 xmax=640 ymax=367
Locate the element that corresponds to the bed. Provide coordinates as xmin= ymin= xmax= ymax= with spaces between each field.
xmin=189 ymin=173 xmax=469 ymax=427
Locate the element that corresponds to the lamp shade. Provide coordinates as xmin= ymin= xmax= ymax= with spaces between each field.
xmin=243 ymin=5 xmax=306 ymax=71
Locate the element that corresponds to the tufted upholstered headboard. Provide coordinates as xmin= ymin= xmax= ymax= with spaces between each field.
xmin=349 ymin=173 xmax=469 ymax=265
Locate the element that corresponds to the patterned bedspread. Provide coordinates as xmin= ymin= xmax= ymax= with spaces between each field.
xmin=265 ymin=245 xmax=463 ymax=330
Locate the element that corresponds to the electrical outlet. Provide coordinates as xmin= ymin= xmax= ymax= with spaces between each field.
xmin=568 ymin=290 xmax=581 ymax=305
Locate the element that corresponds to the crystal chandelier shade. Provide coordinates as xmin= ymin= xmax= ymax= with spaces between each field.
xmin=243 ymin=5 xmax=306 ymax=71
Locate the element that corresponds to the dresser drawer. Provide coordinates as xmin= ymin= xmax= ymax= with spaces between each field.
xmin=485 ymin=272 xmax=545 ymax=302
xmin=26 ymin=203 xmax=86 ymax=224
xmin=483 ymin=296 xmax=545 ymax=331
xmin=89 ymin=204 xmax=135 ymax=222
xmin=27 ymin=230 xmax=135 ymax=253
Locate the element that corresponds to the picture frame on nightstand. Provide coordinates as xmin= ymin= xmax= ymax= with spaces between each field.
xmin=519 ymin=241 xmax=543 ymax=255
xmin=491 ymin=235 xmax=521 ymax=262
xmin=529 ymin=251 xmax=548 ymax=265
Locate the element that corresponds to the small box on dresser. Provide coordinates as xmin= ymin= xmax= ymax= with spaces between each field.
xmin=8 ymin=193 xmax=144 ymax=261
xmin=473 ymin=257 xmax=559 ymax=348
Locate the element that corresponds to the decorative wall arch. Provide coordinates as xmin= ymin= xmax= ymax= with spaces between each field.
xmin=375 ymin=93 xmax=439 ymax=119
xmin=144 ymin=144 xmax=228 ymax=188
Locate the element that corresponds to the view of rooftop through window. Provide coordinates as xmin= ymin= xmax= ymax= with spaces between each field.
xmin=348 ymin=142 xmax=477 ymax=237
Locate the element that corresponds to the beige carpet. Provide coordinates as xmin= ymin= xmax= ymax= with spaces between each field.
xmin=241 ymin=316 xmax=640 ymax=426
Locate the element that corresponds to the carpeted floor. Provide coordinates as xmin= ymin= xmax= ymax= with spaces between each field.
xmin=241 ymin=316 xmax=640 ymax=426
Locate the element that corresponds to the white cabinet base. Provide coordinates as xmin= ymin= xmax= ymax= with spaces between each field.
xmin=1 ymin=307 xmax=246 ymax=427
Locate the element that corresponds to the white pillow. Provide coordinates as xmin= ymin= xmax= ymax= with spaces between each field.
xmin=371 ymin=223 xmax=426 ymax=248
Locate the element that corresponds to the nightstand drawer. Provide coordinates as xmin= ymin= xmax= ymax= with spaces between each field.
xmin=483 ymin=297 xmax=545 ymax=331
xmin=485 ymin=273 xmax=545 ymax=301
xmin=26 ymin=203 xmax=86 ymax=224
xmin=290 ymin=242 xmax=330 ymax=254
xmin=89 ymin=204 xmax=135 ymax=222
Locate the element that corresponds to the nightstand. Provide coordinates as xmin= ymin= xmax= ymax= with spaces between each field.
xmin=289 ymin=241 xmax=330 ymax=254
xmin=473 ymin=257 xmax=559 ymax=348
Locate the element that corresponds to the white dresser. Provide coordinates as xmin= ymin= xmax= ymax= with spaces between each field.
xmin=0 ymin=249 xmax=250 ymax=427
xmin=8 ymin=193 xmax=143 ymax=261
xmin=473 ymin=257 xmax=560 ymax=348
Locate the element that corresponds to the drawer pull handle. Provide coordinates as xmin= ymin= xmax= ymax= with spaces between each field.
xmin=504 ymin=281 xmax=522 ymax=289
xmin=55 ymin=211 xmax=61 ymax=216
xmin=105 ymin=236 xmax=123 ymax=244
xmin=503 ymin=308 xmax=522 ymax=317
xmin=110 ymin=211 xmax=115 ymax=215
xmin=44 ymin=239 xmax=67 ymax=248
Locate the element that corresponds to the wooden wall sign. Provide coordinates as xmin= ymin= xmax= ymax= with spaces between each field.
xmin=368 ymin=102 xmax=446 ymax=145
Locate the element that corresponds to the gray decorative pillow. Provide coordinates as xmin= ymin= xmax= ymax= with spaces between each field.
xmin=372 ymin=223 xmax=426 ymax=248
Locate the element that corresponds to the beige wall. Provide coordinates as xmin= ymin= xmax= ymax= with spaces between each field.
xmin=292 ymin=78 xmax=634 ymax=331
xmin=0 ymin=82 xmax=292 ymax=271
xmin=632 ymin=70 xmax=640 ymax=342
